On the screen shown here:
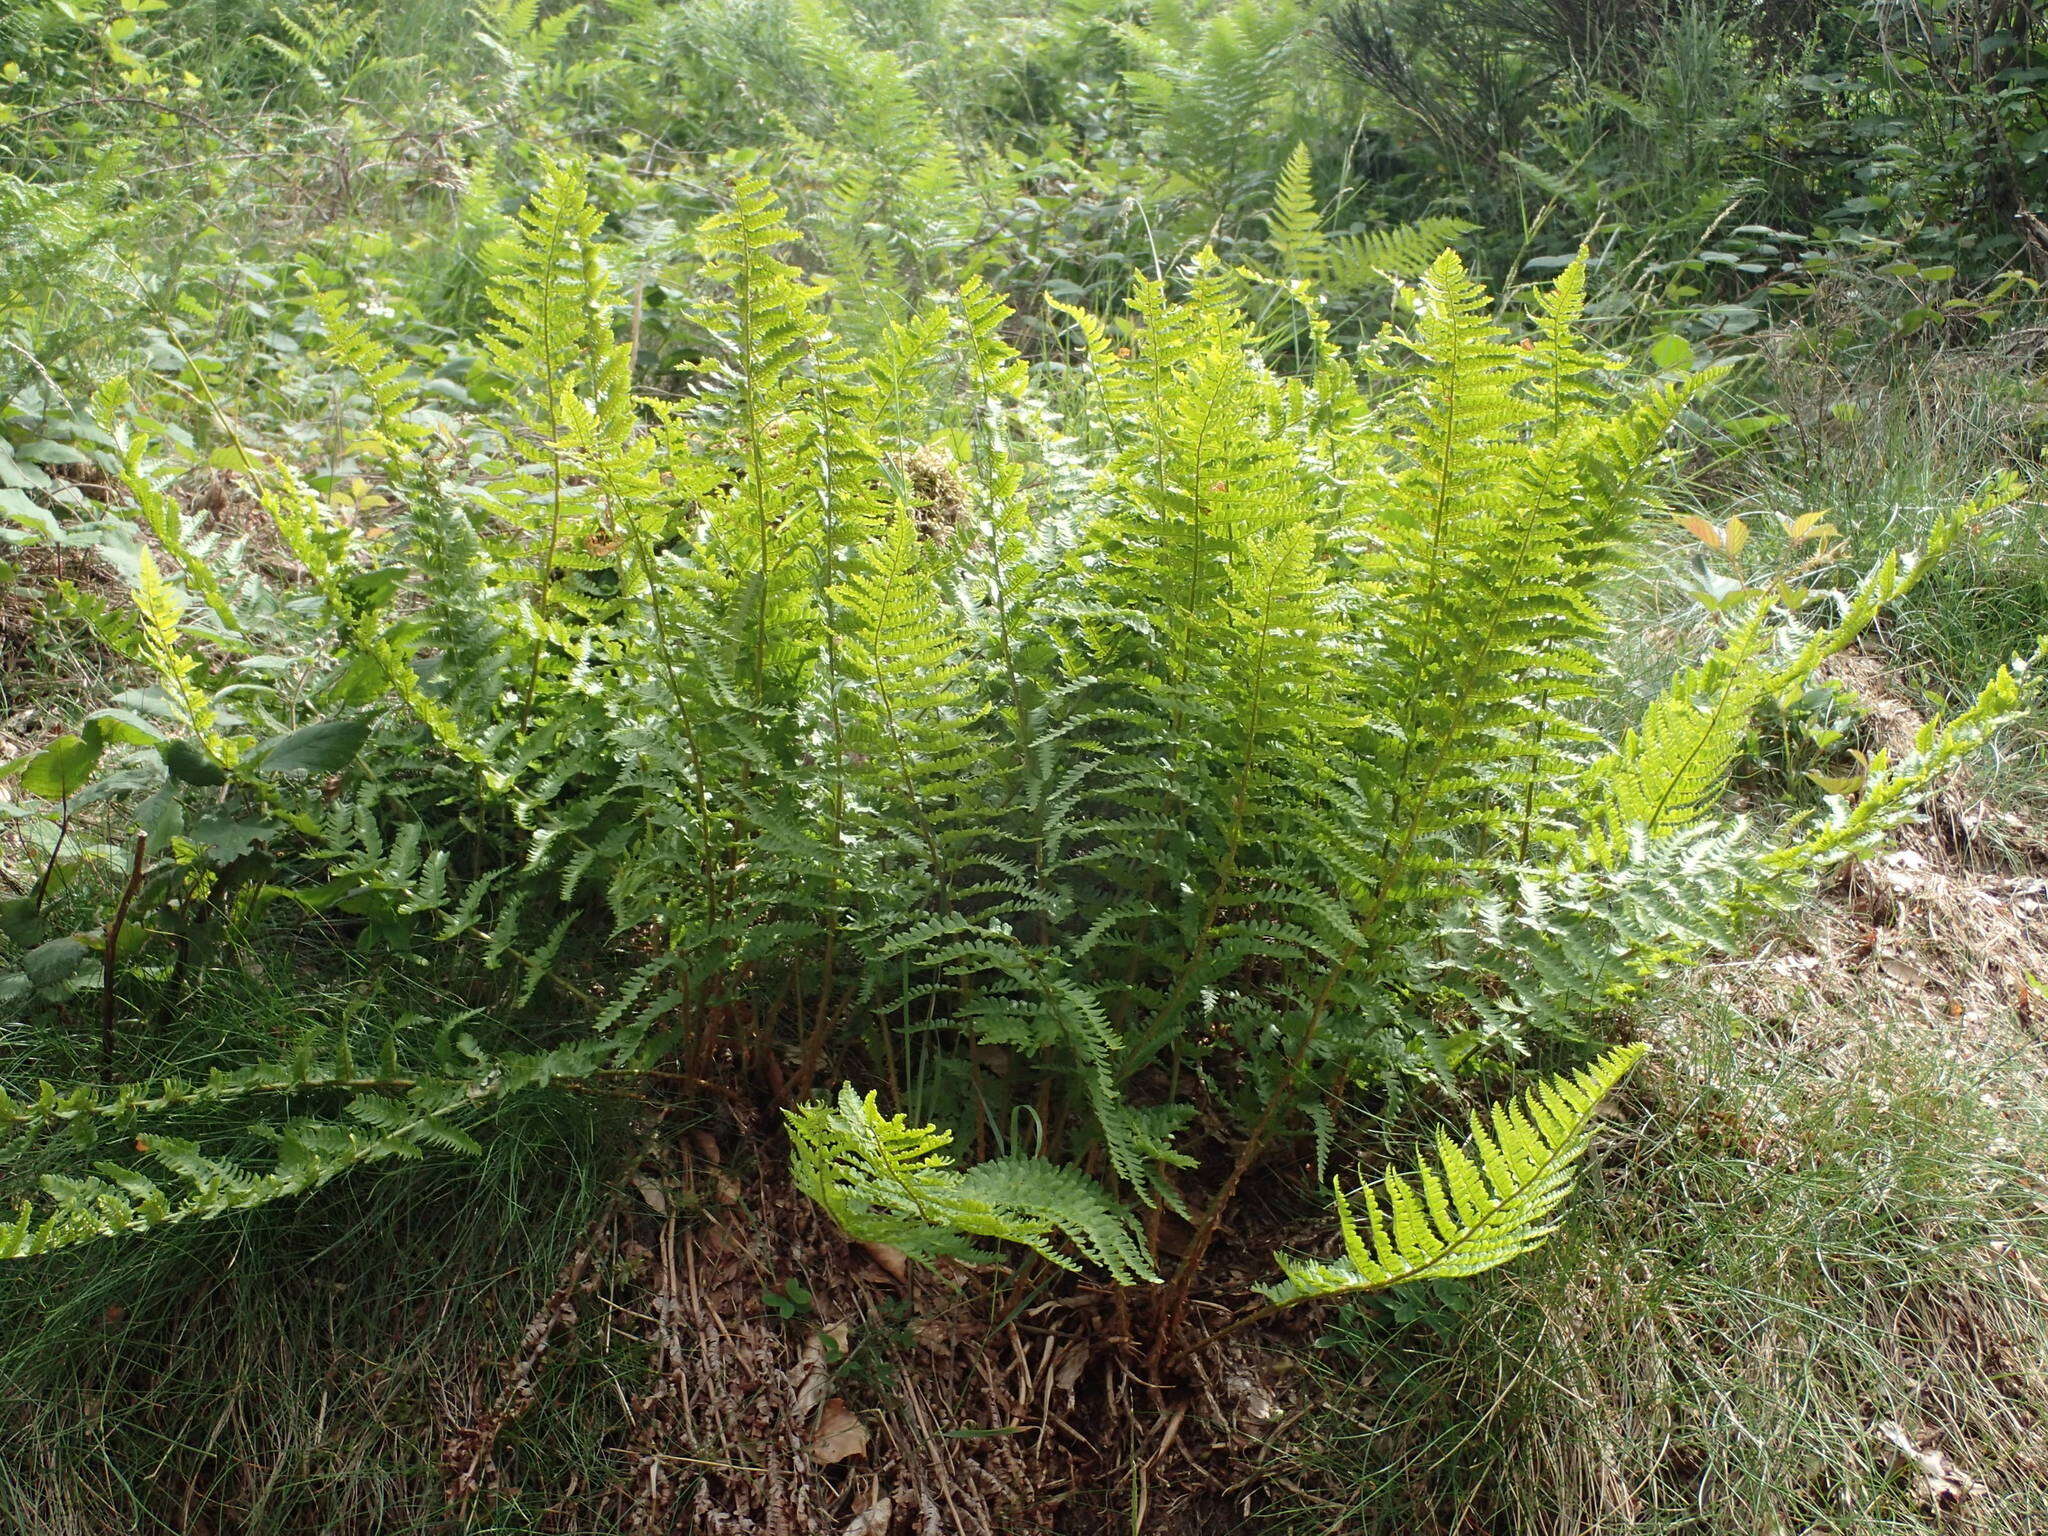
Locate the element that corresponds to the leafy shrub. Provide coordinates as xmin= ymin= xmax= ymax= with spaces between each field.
xmin=0 ymin=166 xmax=2029 ymax=1343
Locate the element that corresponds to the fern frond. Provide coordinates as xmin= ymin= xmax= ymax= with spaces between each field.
xmin=1321 ymin=217 xmax=1477 ymax=291
xmin=787 ymin=1086 xmax=1158 ymax=1282
xmin=1121 ymin=0 xmax=1309 ymax=214
xmin=1262 ymin=1044 xmax=1644 ymax=1305
xmin=0 ymin=1039 xmax=612 ymax=1259
xmin=303 ymin=276 xmax=426 ymax=450
xmin=130 ymin=548 xmax=226 ymax=759
xmin=1778 ymin=659 xmax=2039 ymax=869
xmin=1263 ymin=145 xmax=1473 ymax=291
xmin=1266 ymin=142 xmax=1326 ymax=270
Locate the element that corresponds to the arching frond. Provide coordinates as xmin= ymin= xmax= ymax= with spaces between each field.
xmin=1262 ymin=1044 xmax=1645 ymax=1305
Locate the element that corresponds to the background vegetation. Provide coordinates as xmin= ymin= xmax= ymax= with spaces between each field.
xmin=3 ymin=2 xmax=2045 ymax=1532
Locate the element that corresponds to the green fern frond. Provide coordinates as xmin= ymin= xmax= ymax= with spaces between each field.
xmin=1320 ymin=217 xmax=1477 ymax=291
xmin=0 ymin=1039 xmax=612 ymax=1259
xmin=1262 ymin=1044 xmax=1645 ymax=1306
xmin=1779 ymin=658 xmax=2039 ymax=869
xmin=787 ymin=1086 xmax=1158 ymax=1283
xmin=1266 ymin=143 xmax=1325 ymax=269
xmin=833 ymin=512 xmax=988 ymax=870
xmin=1589 ymin=602 xmax=1776 ymax=850
xmin=1264 ymin=145 xmax=1474 ymax=291
xmin=130 ymin=548 xmax=226 ymax=759
xmin=1121 ymin=0 xmax=1310 ymax=213
xmin=303 ymin=276 xmax=426 ymax=449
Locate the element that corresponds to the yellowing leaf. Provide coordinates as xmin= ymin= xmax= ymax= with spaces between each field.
xmin=1679 ymin=515 xmax=1723 ymax=552
xmin=1784 ymin=511 xmax=1839 ymax=543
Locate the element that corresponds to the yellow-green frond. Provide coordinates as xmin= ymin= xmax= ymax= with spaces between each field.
xmin=1261 ymin=1044 xmax=1645 ymax=1306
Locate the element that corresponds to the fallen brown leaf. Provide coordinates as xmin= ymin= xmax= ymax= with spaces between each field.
xmin=811 ymin=1397 xmax=868 ymax=1465
xmin=840 ymin=1496 xmax=893 ymax=1535
xmin=791 ymin=1323 xmax=850 ymax=1420
xmin=860 ymin=1241 xmax=909 ymax=1285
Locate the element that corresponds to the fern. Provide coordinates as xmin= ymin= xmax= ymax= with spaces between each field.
xmin=1266 ymin=143 xmax=1476 ymax=292
xmin=6 ymin=171 xmax=2027 ymax=1322
xmin=1122 ymin=0 xmax=1312 ymax=217
xmin=786 ymin=0 xmax=982 ymax=342
xmin=0 ymin=1038 xmax=611 ymax=1259
xmin=1262 ymin=1044 xmax=1645 ymax=1305
xmin=130 ymin=547 xmax=227 ymax=760
xmin=787 ymin=1085 xmax=1156 ymax=1283
xmin=478 ymin=158 xmax=635 ymax=722
xmin=0 ymin=163 xmax=138 ymax=409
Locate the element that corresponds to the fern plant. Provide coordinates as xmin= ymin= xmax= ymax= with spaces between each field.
xmin=0 ymin=162 xmax=139 ymax=412
xmin=787 ymin=1085 xmax=1156 ymax=1283
xmin=0 ymin=1035 xmax=609 ymax=1259
xmin=2 ymin=166 xmax=2033 ymax=1362
xmin=1120 ymin=0 xmax=1319 ymax=221
xmin=1262 ymin=1044 xmax=1643 ymax=1306
xmin=1264 ymin=142 xmax=1476 ymax=295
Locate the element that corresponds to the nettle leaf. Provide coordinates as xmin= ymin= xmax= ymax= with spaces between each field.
xmin=20 ymin=735 xmax=103 ymax=800
xmin=251 ymin=718 xmax=369 ymax=776
xmin=22 ymin=936 xmax=94 ymax=995
xmin=188 ymin=814 xmax=281 ymax=862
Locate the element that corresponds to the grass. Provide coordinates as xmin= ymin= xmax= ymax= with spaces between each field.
xmin=1266 ymin=974 xmax=2048 ymax=1535
xmin=0 ymin=961 xmax=634 ymax=1536
xmin=1716 ymin=326 xmax=2048 ymax=691
xmin=10 ymin=856 xmax=2047 ymax=1535
xmin=0 ymin=1134 xmax=625 ymax=1535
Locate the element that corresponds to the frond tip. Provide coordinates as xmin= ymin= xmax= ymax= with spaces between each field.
xmin=1261 ymin=1044 xmax=1645 ymax=1306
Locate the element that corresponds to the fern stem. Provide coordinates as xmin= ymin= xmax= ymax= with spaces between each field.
xmin=517 ymin=197 xmax=574 ymax=734
xmin=99 ymin=833 xmax=147 ymax=1076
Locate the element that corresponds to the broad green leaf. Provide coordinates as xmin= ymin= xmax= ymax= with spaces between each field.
xmin=0 ymin=487 xmax=63 ymax=540
xmin=84 ymin=709 xmax=168 ymax=748
xmin=20 ymin=736 xmax=103 ymax=800
xmin=250 ymin=719 xmax=369 ymax=776
xmin=160 ymin=739 xmax=227 ymax=787
xmin=22 ymin=937 xmax=93 ymax=993
xmin=188 ymin=814 xmax=278 ymax=861
xmin=1648 ymin=332 xmax=1693 ymax=371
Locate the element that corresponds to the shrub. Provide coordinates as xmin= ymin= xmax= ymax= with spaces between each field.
xmin=0 ymin=165 xmax=2028 ymax=1347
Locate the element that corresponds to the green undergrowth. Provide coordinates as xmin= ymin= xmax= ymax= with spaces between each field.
xmin=0 ymin=971 xmax=628 ymax=1536
xmin=1269 ymin=975 xmax=2048 ymax=1535
xmin=1707 ymin=344 xmax=2048 ymax=825
xmin=1739 ymin=350 xmax=2046 ymax=695
xmin=1576 ymin=330 xmax=2048 ymax=846
xmin=5 ymin=2 xmax=2048 ymax=1531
